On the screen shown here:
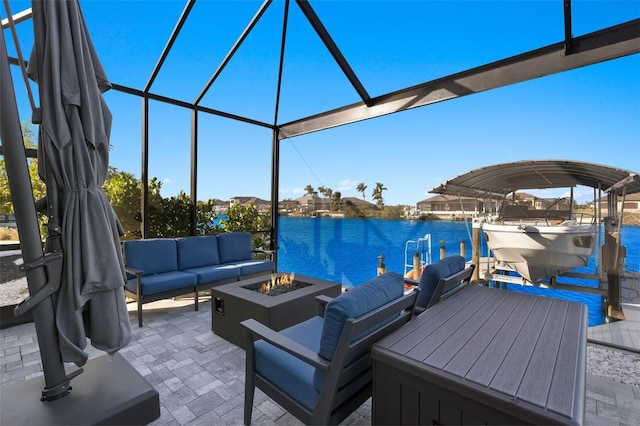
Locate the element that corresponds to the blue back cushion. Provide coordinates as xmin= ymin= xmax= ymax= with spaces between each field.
xmin=319 ymin=272 xmax=404 ymax=360
xmin=417 ymin=255 xmax=465 ymax=308
xmin=217 ymin=232 xmax=253 ymax=264
xmin=176 ymin=235 xmax=220 ymax=270
xmin=123 ymin=239 xmax=178 ymax=276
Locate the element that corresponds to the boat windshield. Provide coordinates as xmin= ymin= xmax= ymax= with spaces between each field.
xmin=499 ymin=197 xmax=573 ymax=223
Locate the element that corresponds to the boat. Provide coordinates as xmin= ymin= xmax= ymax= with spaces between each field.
xmin=428 ymin=160 xmax=640 ymax=303
xmin=482 ymin=197 xmax=596 ymax=283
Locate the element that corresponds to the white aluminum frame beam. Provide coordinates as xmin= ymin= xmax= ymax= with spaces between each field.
xmin=1 ymin=7 xmax=32 ymax=29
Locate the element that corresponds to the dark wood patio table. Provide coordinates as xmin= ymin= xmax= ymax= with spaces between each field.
xmin=371 ymin=284 xmax=587 ymax=425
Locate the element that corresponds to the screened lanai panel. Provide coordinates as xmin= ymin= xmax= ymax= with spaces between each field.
xmin=196 ymin=114 xmax=272 ymax=203
xmin=194 ymin=1 xmax=366 ymax=124
xmin=151 ymin=1 xmax=279 ymax=110
xmin=571 ymin=1 xmax=639 ymax=34
xmin=148 ymin=101 xmax=191 ymax=198
xmin=103 ymin=90 xmax=142 ymax=175
xmin=310 ymin=1 xmax=565 ymax=98
xmin=194 ymin=1 xmax=285 ymax=124
xmin=80 ymin=1 xmax=184 ymax=90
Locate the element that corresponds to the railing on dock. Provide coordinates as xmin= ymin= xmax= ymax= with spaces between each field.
xmin=404 ymin=234 xmax=432 ymax=279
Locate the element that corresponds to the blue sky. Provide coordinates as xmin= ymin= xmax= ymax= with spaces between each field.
xmin=3 ymin=0 xmax=639 ymax=205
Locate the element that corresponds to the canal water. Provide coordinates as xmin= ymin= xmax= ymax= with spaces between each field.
xmin=277 ymin=216 xmax=640 ymax=326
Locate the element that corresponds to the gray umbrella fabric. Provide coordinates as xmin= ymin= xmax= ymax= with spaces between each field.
xmin=28 ymin=0 xmax=131 ymax=367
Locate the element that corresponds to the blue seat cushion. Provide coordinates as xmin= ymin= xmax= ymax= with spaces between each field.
xmin=124 ymin=239 xmax=178 ymax=275
xmin=417 ymin=255 xmax=465 ymax=308
xmin=254 ymin=316 xmax=324 ymax=410
xmin=176 ymin=235 xmax=220 ymax=270
xmin=237 ymin=260 xmax=274 ymax=276
xmin=182 ymin=264 xmax=240 ymax=284
xmin=217 ymin=232 xmax=253 ymax=264
xmin=125 ymin=271 xmax=197 ymax=296
xmin=319 ymin=272 xmax=404 ymax=360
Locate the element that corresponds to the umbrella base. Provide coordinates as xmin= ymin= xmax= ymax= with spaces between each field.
xmin=0 ymin=352 xmax=160 ymax=425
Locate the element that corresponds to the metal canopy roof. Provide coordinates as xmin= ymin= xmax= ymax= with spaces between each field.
xmin=430 ymin=160 xmax=640 ymax=198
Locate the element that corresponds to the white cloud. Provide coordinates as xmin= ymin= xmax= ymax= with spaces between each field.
xmin=338 ymin=179 xmax=358 ymax=192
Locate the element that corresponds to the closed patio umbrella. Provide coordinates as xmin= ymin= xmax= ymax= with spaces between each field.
xmin=28 ymin=0 xmax=131 ymax=367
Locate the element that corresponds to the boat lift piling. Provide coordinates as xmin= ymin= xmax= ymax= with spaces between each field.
xmin=472 ymin=220 xmax=482 ymax=284
xmin=603 ymin=218 xmax=625 ymax=320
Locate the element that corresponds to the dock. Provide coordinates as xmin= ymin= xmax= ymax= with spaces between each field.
xmin=588 ymin=303 xmax=640 ymax=353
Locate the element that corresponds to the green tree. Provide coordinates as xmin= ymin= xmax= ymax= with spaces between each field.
xmin=0 ymin=123 xmax=46 ymax=215
xmin=104 ymin=168 xmax=218 ymax=239
xmin=104 ymin=168 xmax=143 ymax=239
xmin=372 ymin=182 xmax=387 ymax=209
xmin=147 ymin=190 xmax=189 ymax=237
xmin=356 ymin=182 xmax=367 ymax=200
xmin=147 ymin=190 xmax=219 ymax=238
xmin=220 ymin=203 xmax=271 ymax=252
xmin=195 ymin=199 xmax=219 ymax=235
xmin=103 ymin=168 xmax=163 ymax=239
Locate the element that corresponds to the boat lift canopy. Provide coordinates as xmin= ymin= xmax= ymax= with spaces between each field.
xmin=429 ymin=159 xmax=639 ymax=319
xmin=430 ymin=160 xmax=640 ymax=198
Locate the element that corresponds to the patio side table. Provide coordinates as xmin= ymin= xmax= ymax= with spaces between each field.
xmin=371 ymin=285 xmax=587 ymax=425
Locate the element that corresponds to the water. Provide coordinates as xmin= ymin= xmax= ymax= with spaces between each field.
xmin=278 ymin=216 xmax=640 ymax=326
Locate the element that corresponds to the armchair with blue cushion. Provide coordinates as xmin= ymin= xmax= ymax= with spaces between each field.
xmin=240 ymin=272 xmax=418 ymax=425
xmin=405 ymin=255 xmax=475 ymax=314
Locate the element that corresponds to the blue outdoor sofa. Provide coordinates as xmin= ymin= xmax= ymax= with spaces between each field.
xmin=123 ymin=232 xmax=274 ymax=326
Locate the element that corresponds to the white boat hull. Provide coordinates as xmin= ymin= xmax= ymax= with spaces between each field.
xmin=482 ymin=223 xmax=596 ymax=283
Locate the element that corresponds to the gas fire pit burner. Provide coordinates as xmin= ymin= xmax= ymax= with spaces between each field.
xmin=242 ymin=273 xmax=311 ymax=296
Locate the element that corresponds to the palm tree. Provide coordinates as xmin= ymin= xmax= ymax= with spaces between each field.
xmin=320 ymin=186 xmax=332 ymax=210
xmin=356 ymin=182 xmax=367 ymax=200
xmin=304 ymin=185 xmax=316 ymax=196
xmin=372 ymin=182 xmax=387 ymax=209
xmin=331 ymin=191 xmax=342 ymax=211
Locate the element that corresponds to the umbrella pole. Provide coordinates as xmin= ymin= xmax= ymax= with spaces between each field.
xmin=0 ymin=25 xmax=73 ymax=401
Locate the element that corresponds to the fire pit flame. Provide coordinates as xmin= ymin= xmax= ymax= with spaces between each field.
xmin=261 ymin=272 xmax=296 ymax=294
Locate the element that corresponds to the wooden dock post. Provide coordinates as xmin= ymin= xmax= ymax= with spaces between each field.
xmin=472 ymin=220 xmax=481 ymax=284
xmin=413 ymin=252 xmax=421 ymax=280
xmin=377 ymin=255 xmax=386 ymax=276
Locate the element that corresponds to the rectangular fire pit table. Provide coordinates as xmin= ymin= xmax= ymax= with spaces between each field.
xmin=211 ymin=273 xmax=341 ymax=349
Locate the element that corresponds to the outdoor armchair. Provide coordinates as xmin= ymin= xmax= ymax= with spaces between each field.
xmin=240 ymin=272 xmax=418 ymax=425
xmin=405 ymin=255 xmax=475 ymax=313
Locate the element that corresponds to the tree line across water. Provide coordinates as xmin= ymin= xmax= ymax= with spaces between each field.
xmin=0 ymin=125 xmax=406 ymax=246
xmin=302 ymin=181 xmax=388 ymax=210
